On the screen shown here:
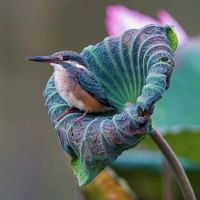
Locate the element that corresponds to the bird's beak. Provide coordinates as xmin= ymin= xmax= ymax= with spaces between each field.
xmin=27 ymin=55 xmax=53 ymax=63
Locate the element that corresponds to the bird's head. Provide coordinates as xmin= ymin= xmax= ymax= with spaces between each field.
xmin=27 ymin=50 xmax=86 ymax=70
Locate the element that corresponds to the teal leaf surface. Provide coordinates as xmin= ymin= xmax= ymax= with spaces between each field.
xmin=43 ymin=24 xmax=175 ymax=186
xmin=114 ymin=150 xmax=199 ymax=171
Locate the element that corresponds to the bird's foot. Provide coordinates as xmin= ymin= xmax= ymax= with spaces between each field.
xmin=74 ymin=111 xmax=88 ymax=123
xmin=56 ymin=107 xmax=76 ymax=121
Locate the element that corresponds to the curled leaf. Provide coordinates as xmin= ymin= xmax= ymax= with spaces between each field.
xmin=43 ymin=24 xmax=176 ymax=186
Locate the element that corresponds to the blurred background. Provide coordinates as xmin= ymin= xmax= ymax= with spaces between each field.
xmin=1 ymin=0 xmax=200 ymax=199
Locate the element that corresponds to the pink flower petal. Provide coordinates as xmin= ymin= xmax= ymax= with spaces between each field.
xmin=105 ymin=5 xmax=188 ymax=46
xmin=105 ymin=5 xmax=158 ymax=36
xmin=157 ymin=10 xmax=188 ymax=46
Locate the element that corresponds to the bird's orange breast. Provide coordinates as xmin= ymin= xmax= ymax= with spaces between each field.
xmin=73 ymin=84 xmax=106 ymax=112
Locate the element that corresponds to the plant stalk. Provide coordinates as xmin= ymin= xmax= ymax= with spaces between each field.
xmin=150 ymin=128 xmax=196 ymax=200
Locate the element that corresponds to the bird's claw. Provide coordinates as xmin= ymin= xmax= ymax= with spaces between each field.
xmin=56 ymin=107 xmax=76 ymax=121
xmin=74 ymin=111 xmax=88 ymax=123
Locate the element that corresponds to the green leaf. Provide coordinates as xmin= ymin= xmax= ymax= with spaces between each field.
xmin=43 ymin=25 xmax=175 ymax=186
xmin=71 ymin=158 xmax=105 ymax=187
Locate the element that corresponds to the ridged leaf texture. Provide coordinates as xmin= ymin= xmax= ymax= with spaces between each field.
xmin=43 ymin=24 xmax=176 ymax=186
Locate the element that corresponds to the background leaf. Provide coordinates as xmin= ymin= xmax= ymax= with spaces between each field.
xmin=152 ymin=39 xmax=200 ymax=164
xmin=113 ymin=150 xmax=200 ymax=200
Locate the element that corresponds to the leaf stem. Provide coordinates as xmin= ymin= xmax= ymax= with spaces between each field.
xmin=150 ymin=128 xmax=196 ymax=200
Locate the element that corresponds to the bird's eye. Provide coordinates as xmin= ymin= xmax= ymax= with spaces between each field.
xmin=161 ymin=57 xmax=169 ymax=62
xmin=63 ymin=56 xmax=69 ymax=61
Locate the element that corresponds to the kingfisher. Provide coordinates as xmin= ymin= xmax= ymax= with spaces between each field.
xmin=28 ymin=51 xmax=113 ymax=122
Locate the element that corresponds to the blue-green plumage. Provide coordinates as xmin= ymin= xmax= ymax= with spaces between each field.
xmin=64 ymin=64 xmax=110 ymax=106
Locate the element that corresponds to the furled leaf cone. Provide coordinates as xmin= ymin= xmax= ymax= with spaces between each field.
xmin=43 ymin=24 xmax=177 ymax=186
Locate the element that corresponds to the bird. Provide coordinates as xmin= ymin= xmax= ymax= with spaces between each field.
xmin=28 ymin=51 xmax=113 ymax=122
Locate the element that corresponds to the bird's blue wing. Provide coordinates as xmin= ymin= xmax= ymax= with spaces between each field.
xmin=77 ymin=68 xmax=110 ymax=106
